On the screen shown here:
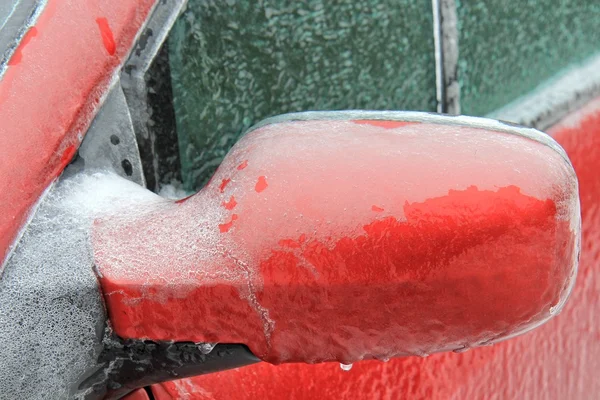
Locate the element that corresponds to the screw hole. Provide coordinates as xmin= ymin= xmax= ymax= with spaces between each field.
xmin=121 ymin=159 xmax=133 ymax=176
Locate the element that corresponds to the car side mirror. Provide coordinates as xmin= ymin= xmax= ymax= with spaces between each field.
xmin=93 ymin=111 xmax=579 ymax=368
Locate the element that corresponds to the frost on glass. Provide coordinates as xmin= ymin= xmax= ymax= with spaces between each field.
xmin=457 ymin=0 xmax=600 ymax=116
xmin=92 ymin=115 xmax=580 ymax=365
xmin=168 ymin=0 xmax=437 ymax=190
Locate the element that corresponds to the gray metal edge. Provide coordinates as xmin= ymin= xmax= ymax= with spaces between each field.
xmin=431 ymin=0 xmax=443 ymax=113
xmin=432 ymin=0 xmax=459 ymax=115
xmin=122 ymin=0 xmax=187 ymax=78
xmin=120 ymin=0 xmax=187 ymax=191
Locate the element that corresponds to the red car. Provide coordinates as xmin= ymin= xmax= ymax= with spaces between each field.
xmin=0 ymin=1 xmax=598 ymax=399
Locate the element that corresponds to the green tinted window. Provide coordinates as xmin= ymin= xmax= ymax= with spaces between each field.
xmin=457 ymin=0 xmax=600 ymax=116
xmin=168 ymin=0 xmax=436 ymax=190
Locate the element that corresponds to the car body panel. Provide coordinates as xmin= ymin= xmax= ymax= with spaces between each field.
xmin=93 ymin=114 xmax=579 ymax=366
xmin=0 ymin=0 xmax=155 ymax=269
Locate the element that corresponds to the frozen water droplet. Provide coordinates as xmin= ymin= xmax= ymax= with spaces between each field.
xmin=340 ymin=363 xmax=353 ymax=371
xmin=198 ymin=342 xmax=217 ymax=354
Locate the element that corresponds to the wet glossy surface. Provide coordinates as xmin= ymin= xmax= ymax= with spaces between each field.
xmin=94 ymin=115 xmax=579 ymax=365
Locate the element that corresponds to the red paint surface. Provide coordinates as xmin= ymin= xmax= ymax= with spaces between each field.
xmin=219 ymin=214 xmax=238 ymax=233
xmin=121 ymin=388 xmax=150 ymax=400
xmin=237 ymin=160 xmax=248 ymax=170
xmin=0 ymin=0 xmax=155 ymax=269
xmin=255 ymin=176 xmax=268 ymax=193
xmin=154 ymin=103 xmax=599 ymax=398
xmin=60 ymin=144 xmax=77 ymax=165
xmin=219 ymin=178 xmax=231 ymax=193
xmin=96 ymin=17 xmax=116 ymax=56
xmin=151 ymin=384 xmax=175 ymax=400
xmin=279 ymin=238 xmax=301 ymax=248
xmin=7 ymin=27 xmax=38 ymax=66
xmin=353 ymin=119 xmax=417 ymax=129
xmin=175 ymin=194 xmax=195 ymax=204
xmin=222 ymin=196 xmax=237 ymax=210
xmin=95 ymin=120 xmax=578 ymax=367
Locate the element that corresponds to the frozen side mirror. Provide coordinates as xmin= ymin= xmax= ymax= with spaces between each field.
xmin=91 ymin=111 xmax=579 ymax=390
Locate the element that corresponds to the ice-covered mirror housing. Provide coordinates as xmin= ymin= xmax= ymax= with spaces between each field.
xmin=93 ymin=111 xmax=580 ymax=365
